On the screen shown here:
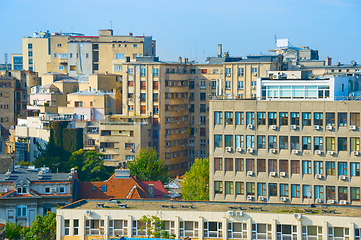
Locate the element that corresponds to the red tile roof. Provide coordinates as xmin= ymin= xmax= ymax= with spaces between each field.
xmin=140 ymin=180 xmax=169 ymax=199
xmin=76 ymin=174 xmax=150 ymax=200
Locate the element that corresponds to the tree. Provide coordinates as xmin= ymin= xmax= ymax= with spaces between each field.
xmin=139 ymin=215 xmax=175 ymax=238
xmin=181 ymin=158 xmax=209 ymax=200
xmin=68 ymin=149 xmax=114 ymax=181
xmin=127 ymin=147 xmax=170 ymax=184
xmin=4 ymin=221 xmax=22 ymax=240
xmin=22 ymin=212 xmax=56 ymax=240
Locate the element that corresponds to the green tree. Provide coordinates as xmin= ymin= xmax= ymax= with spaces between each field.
xmin=139 ymin=215 xmax=175 ymax=238
xmin=22 ymin=211 xmax=56 ymax=240
xmin=127 ymin=147 xmax=170 ymax=184
xmin=5 ymin=221 xmax=22 ymax=240
xmin=68 ymin=149 xmax=114 ymax=181
xmin=181 ymin=158 xmax=209 ymax=200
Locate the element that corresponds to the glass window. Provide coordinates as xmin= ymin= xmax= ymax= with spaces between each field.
xmin=291 ymin=160 xmax=300 ymax=174
xmin=338 ymin=113 xmax=347 ymax=127
xmin=257 ymin=112 xmax=266 ymax=125
xmin=326 ymin=137 xmax=335 ymax=151
xmin=338 ymin=187 xmax=348 ymax=201
xmin=326 ymin=161 xmax=336 ymax=175
xmin=280 ymin=184 xmax=289 ymax=197
xmin=225 ymin=159 xmax=233 ymax=171
xmin=351 ymin=113 xmax=360 ymax=127
xmin=314 ymin=161 xmax=324 ymax=174
xmin=302 ymin=137 xmax=311 ymax=150
xmin=235 ymin=182 xmax=244 ymax=195
xmin=291 ymin=136 xmax=300 ymax=150
xmin=351 ymin=162 xmax=360 ymax=177
xmin=314 ymin=113 xmax=323 ymax=126
xmin=291 ymin=112 xmax=299 ymax=125
xmin=257 ymin=159 xmax=266 ymax=172
xmin=235 ymin=112 xmax=244 ymax=125
xmin=257 ymin=183 xmax=266 ymax=196
xmin=291 ymin=184 xmax=300 ymax=198
xmin=246 ymin=135 xmax=255 ymax=149
xmin=257 ymin=136 xmax=266 ymax=149
xmin=225 ymin=135 xmax=233 ymax=148
xmin=214 ymin=112 xmax=222 ymax=125
xmin=279 ymin=112 xmax=288 ymax=125
xmin=246 ymin=159 xmax=255 ymax=172
xmin=279 ymin=136 xmax=288 ymax=149
xmin=338 ymin=137 xmax=347 ymax=151
xmin=302 ymin=161 xmax=312 ymax=174
xmin=351 ymin=138 xmax=360 ymax=151
xmin=214 ymin=182 xmax=223 ymax=194
xmin=338 ymin=162 xmax=348 ymax=176
xmin=235 ymin=158 xmax=244 ymax=172
xmin=268 ymin=112 xmax=277 ymax=125
xmin=225 ymin=112 xmax=233 ymax=125
xmin=302 ymin=113 xmax=312 ymax=126
xmin=314 ymin=137 xmax=323 ymax=150
xmin=326 ymin=113 xmax=335 ymax=126
xmin=268 ymin=136 xmax=277 ymax=149
xmin=268 ymin=159 xmax=277 ymax=172
xmin=269 ymin=183 xmax=277 ymax=197
xmin=214 ymin=135 xmax=222 ymax=148
xmin=215 ymin=158 xmax=222 ymax=171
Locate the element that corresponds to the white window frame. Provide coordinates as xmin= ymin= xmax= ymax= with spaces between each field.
xmin=302 ymin=226 xmax=322 ymax=240
xmin=328 ymin=227 xmax=350 ymax=240
xmin=203 ymin=221 xmax=222 ymax=238
xmin=227 ymin=222 xmax=247 ymax=239
xmin=85 ymin=219 xmax=104 ymax=236
xmin=276 ymin=224 xmax=297 ymax=240
xmin=252 ymin=223 xmax=272 ymax=240
xmin=64 ymin=219 xmax=70 ymax=236
xmin=109 ymin=219 xmax=128 ymax=236
xmin=180 ymin=221 xmax=199 ymax=238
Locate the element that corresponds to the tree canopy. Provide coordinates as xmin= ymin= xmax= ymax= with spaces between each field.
xmin=5 ymin=221 xmax=22 ymax=240
xmin=22 ymin=212 xmax=56 ymax=240
xmin=181 ymin=158 xmax=209 ymax=200
xmin=127 ymin=147 xmax=170 ymax=184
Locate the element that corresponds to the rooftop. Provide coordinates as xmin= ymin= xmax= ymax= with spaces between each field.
xmin=61 ymin=199 xmax=361 ymax=217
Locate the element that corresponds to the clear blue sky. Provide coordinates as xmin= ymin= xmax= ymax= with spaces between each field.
xmin=1 ymin=0 xmax=360 ymax=64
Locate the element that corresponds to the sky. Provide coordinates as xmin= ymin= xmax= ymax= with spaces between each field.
xmin=1 ymin=0 xmax=361 ymax=64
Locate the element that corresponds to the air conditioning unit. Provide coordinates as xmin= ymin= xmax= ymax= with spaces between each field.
xmin=328 ymin=199 xmax=336 ymax=204
xmin=236 ymin=211 xmax=243 ymax=216
xmin=226 ymin=73 xmax=231 ymax=77
xmin=316 ymin=198 xmax=322 ymax=203
xmin=258 ymin=196 xmax=265 ymax=201
xmin=313 ymin=125 xmax=320 ymax=130
xmin=84 ymin=210 xmax=91 ymax=215
xmin=270 ymin=171 xmax=276 ymax=177
xmin=270 ymin=125 xmax=277 ymax=130
xmin=350 ymin=125 xmax=357 ymax=131
xmin=294 ymin=213 xmax=302 ymax=219
xmin=251 ymin=86 xmax=255 ymax=90
xmin=280 ymin=197 xmax=287 ymax=202
xmin=352 ymin=151 xmax=360 ymax=156
xmin=327 ymin=151 xmax=335 ymax=155
xmin=247 ymin=124 xmax=254 ymax=129
xmin=316 ymin=174 xmax=323 ymax=179
xmin=326 ymin=125 xmax=333 ymax=130
xmin=280 ymin=172 xmax=286 ymax=177
xmin=247 ymin=148 xmax=254 ymax=153
xmin=50 ymin=188 xmax=57 ymax=193
xmin=340 ymin=200 xmax=347 ymax=205
xmin=290 ymin=125 xmax=297 ymax=130
xmin=315 ymin=150 xmax=322 ymax=155
xmin=227 ymin=211 xmax=234 ymax=216
xmin=226 ymin=147 xmax=232 ymax=152
xmin=270 ymin=149 xmax=277 ymax=154
xmin=247 ymin=171 xmax=254 ymax=176
xmin=292 ymin=149 xmax=300 ymax=155
xmin=340 ymin=175 xmax=347 ymax=180
xmin=247 ymin=195 xmax=253 ymax=200
xmin=253 ymin=73 xmax=257 ymax=77
xmin=236 ymin=147 xmax=242 ymax=152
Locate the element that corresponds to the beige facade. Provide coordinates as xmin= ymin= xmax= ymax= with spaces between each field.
xmin=56 ymin=199 xmax=361 ymax=240
xmin=209 ymin=99 xmax=361 ymax=205
xmin=22 ymin=36 xmax=51 ymax=75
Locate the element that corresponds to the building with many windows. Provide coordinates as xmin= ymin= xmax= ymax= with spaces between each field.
xmin=209 ymin=73 xmax=361 ymax=205
xmin=56 ymin=199 xmax=361 ymax=240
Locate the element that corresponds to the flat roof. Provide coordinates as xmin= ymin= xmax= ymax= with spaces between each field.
xmin=61 ymin=199 xmax=361 ymax=217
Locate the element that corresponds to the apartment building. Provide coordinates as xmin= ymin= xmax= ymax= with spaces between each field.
xmin=57 ymin=199 xmax=361 ymax=240
xmin=0 ymin=166 xmax=76 ymax=227
xmin=209 ymin=73 xmax=361 ymax=205
xmin=22 ymin=30 xmax=156 ymax=76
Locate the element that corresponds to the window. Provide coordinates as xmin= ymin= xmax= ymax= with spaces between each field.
xmin=214 ymin=112 xmax=222 ymax=125
xmin=125 ymin=143 xmax=134 ymax=149
xmin=214 ymin=158 xmax=222 ymax=171
xmin=214 ymin=181 xmax=223 ymax=194
xmin=153 ymin=68 xmax=159 ymax=76
xmin=246 ymin=159 xmax=255 ymax=172
xmin=225 ymin=182 xmax=233 ymax=195
xmin=140 ymin=93 xmax=146 ymax=102
xmin=291 ymin=184 xmax=300 ymax=198
xmin=257 ymin=159 xmax=266 ymax=172
xmin=235 ymin=112 xmax=244 ymax=125
xmin=338 ymin=137 xmax=347 ymax=151
xmin=246 ymin=112 xmax=255 ymax=125
xmin=338 ymin=162 xmax=348 ymax=176
xmin=225 ymin=158 xmax=233 ymax=171
xmin=328 ymin=227 xmax=350 ymax=240
xmin=28 ymin=43 xmax=32 ymax=49
xmin=269 ymin=159 xmax=277 ymax=172
xmin=279 ymin=136 xmax=288 ymax=149
xmin=246 ymin=135 xmax=255 ymax=149
xmin=269 ymin=183 xmax=277 ymax=197
xmin=351 ymin=113 xmax=360 ymax=127
xmin=268 ymin=136 xmax=277 ymax=149
xmin=237 ymin=81 xmax=244 ymax=89
xmin=115 ymin=53 xmax=125 ymax=59
xmin=338 ymin=113 xmax=347 ymax=127
xmin=351 ymin=137 xmax=360 ymax=151
xmin=64 ymin=219 xmax=70 ymax=235
xmin=302 ymin=226 xmax=322 ymax=240
xmin=314 ymin=161 xmax=323 ymax=175
xmin=326 ymin=137 xmax=335 ymax=151
xmin=280 ymin=184 xmax=289 ymax=197
xmin=314 ymin=113 xmax=323 ymax=126
xmin=252 ymin=224 xmax=271 ymax=240
xmin=314 ymin=185 xmax=324 ymax=199
xmin=279 ymin=112 xmax=288 ymax=125
xmin=268 ymin=112 xmax=277 ymax=125
xmin=225 ymin=112 xmax=233 ymax=125
xmin=70 ymin=65 xmax=76 ymax=71
xmin=228 ymin=222 xmax=247 ymax=239
xmin=235 ymin=158 xmax=244 ymax=172
xmin=17 ymin=205 xmax=27 ymax=217
xmin=73 ymin=219 xmax=79 ymax=235
xmin=258 ymin=183 xmax=266 ymax=196
xmin=179 ymin=221 xmax=199 ymax=238
xmin=302 ymin=113 xmax=311 ymax=126
xmin=59 ymin=65 xmax=64 ymax=70
xmin=53 ymin=53 xmax=57 ymax=58
xmin=257 ymin=136 xmax=266 ymax=149
xmin=314 ymin=137 xmax=323 ymax=150
xmin=225 ymin=81 xmax=231 ymax=89
xmin=338 ymin=187 xmax=348 ymax=201
xmin=326 ymin=112 xmax=336 ymax=126
xmin=214 ymin=135 xmax=222 ymax=148
xmin=109 ymin=220 xmax=128 ymax=236
xmin=17 ymin=187 xmax=27 ymax=194
xmin=291 ymin=160 xmax=300 ymax=174
xmin=153 ymin=93 xmax=159 ymax=102
xmin=28 ymin=51 xmax=33 ymax=57
xmin=101 ymin=185 xmax=107 ymax=192
xmin=351 ymin=162 xmax=360 ymax=177
xmin=85 ymin=219 xmax=105 ymax=235
xmin=203 ymin=222 xmax=222 ymax=238
xmin=291 ymin=112 xmax=300 ymax=125
xmin=326 ymin=161 xmax=336 ymax=175
xmin=238 ymin=67 xmax=244 ymax=76
xmin=302 ymin=137 xmax=311 ymax=150
xmin=326 ymin=186 xmax=336 ymax=200
xmin=140 ymin=105 xmax=146 ymax=114
xmin=351 ymin=187 xmax=360 ymax=201
xmin=303 ymin=161 xmax=312 ymax=174
xmin=257 ymin=112 xmax=266 ymax=125
xmin=246 ymin=182 xmax=255 ymax=195
xmin=280 ymin=160 xmax=288 ymax=173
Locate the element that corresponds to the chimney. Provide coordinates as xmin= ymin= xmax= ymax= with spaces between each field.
xmin=218 ymin=44 xmax=222 ymax=57
xmin=178 ymin=56 xmax=182 ymax=63
xmin=325 ymin=57 xmax=332 ymax=66
xmin=148 ymin=184 xmax=154 ymax=198
xmin=184 ymin=58 xmax=188 ymax=64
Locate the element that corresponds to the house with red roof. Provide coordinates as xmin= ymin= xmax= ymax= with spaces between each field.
xmin=76 ymin=169 xmax=169 ymax=200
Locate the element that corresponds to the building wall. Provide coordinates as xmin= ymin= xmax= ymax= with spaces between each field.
xmin=209 ymin=99 xmax=361 ymax=205
xmin=22 ymin=37 xmax=50 ymax=75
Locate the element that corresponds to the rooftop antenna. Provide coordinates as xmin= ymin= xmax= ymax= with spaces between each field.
xmin=4 ymin=53 xmax=8 ymax=64
xmin=110 ymin=21 xmax=113 ymax=30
